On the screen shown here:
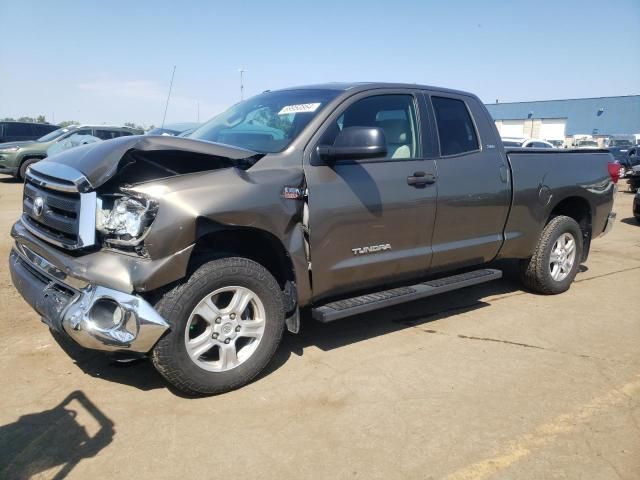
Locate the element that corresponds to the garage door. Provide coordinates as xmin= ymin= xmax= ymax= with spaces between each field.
xmin=540 ymin=118 xmax=566 ymax=140
xmin=500 ymin=120 xmax=525 ymax=137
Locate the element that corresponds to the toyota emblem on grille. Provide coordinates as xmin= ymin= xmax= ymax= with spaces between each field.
xmin=33 ymin=196 xmax=45 ymax=217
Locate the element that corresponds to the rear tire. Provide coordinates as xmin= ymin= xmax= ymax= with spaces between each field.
xmin=151 ymin=257 xmax=285 ymax=396
xmin=520 ymin=215 xmax=583 ymax=295
xmin=18 ymin=158 xmax=41 ymax=181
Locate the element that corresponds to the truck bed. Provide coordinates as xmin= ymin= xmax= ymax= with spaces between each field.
xmin=498 ymin=148 xmax=614 ymax=260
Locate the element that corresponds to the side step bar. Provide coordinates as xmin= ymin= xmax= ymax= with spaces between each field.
xmin=312 ymin=269 xmax=502 ymax=323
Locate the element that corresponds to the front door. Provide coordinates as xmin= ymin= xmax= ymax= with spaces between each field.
xmin=304 ymin=91 xmax=438 ymax=301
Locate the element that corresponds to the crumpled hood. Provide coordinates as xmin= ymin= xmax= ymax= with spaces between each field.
xmin=34 ymin=135 xmax=259 ymax=188
xmin=0 ymin=140 xmax=35 ymax=149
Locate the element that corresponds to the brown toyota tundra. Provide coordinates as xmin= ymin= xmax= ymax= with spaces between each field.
xmin=9 ymin=83 xmax=617 ymax=395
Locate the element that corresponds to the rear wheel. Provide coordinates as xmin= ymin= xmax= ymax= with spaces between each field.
xmin=520 ymin=215 xmax=583 ymax=295
xmin=18 ymin=157 xmax=41 ymax=181
xmin=151 ymin=257 xmax=285 ymax=395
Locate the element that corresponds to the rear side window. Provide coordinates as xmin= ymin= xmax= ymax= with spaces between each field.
xmin=6 ymin=123 xmax=33 ymax=136
xmin=94 ymin=129 xmax=119 ymax=140
xmin=431 ymin=97 xmax=479 ymax=156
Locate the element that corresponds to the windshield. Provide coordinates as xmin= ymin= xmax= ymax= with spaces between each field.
xmin=147 ymin=127 xmax=181 ymax=136
xmin=189 ymin=89 xmax=340 ymax=153
xmin=578 ymin=141 xmax=598 ymax=147
xmin=37 ymin=127 xmax=70 ymax=142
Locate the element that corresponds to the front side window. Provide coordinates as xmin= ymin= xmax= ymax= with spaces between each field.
xmin=320 ymin=94 xmax=419 ymax=159
xmin=190 ymin=89 xmax=340 ymax=153
xmin=431 ymin=96 xmax=479 ymax=156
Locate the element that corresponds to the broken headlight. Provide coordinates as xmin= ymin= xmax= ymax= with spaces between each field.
xmin=96 ymin=194 xmax=158 ymax=245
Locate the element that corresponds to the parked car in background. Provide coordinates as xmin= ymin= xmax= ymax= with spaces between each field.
xmin=501 ymin=137 xmax=555 ymax=148
xmin=603 ymin=135 xmax=635 ymax=148
xmin=547 ymin=139 xmax=565 ymax=148
xmin=0 ymin=125 xmax=141 ymax=180
xmin=619 ymin=147 xmax=640 ymax=191
xmin=575 ymin=139 xmax=599 ymax=149
xmin=634 ymin=190 xmax=640 ymax=222
xmin=47 ymin=134 xmax=103 ymax=157
xmin=604 ymin=135 xmax=635 ymax=163
xmin=146 ymin=122 xmax=200 ymax=136
xmin=0 ymin=121 xmax=59 ymax=143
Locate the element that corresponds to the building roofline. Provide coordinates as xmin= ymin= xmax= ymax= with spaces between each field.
xmin=488 ymin=94 xmax=640 ymax=106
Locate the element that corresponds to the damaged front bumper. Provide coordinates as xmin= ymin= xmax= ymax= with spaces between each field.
xmin=9 ymin=242 xmax=169 ymax=354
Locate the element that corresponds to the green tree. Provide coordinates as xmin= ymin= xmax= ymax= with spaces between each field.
xmin=59 ymin=120 xmax=79 ymax=128
xmin=36 ymin=115 xmax=47 ymax=123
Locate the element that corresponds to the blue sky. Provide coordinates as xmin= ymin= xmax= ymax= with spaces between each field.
xmin=1 ymin=0 xmax=638 ymax=126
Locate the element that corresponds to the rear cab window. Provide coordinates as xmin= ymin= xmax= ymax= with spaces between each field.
xmin=431 ymin=96 xmax=479 ymax=156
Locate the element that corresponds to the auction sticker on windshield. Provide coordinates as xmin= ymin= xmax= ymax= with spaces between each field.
xmin=278 ymin=103 xmax=321 ymax=115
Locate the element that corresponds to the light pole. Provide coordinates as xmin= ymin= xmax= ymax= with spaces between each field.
xmin=161 ymin=65 xmax=176 ymax=130
xmin=239 ymin=68 xmax=246 ymax=101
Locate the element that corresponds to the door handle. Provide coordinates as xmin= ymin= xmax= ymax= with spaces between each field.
xmin=407 ymin=172 xmax=436 ymax=187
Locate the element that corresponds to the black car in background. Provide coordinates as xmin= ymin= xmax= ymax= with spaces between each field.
xmin=633 ymin=189 xmax=640 ymax=222
xmin=606 ymin=138 xmax=635 ymax=164
xmin=619 ymin=146 xmax=640 ymax=180
xmin=0 ymin=121 xmax=59 ymax=143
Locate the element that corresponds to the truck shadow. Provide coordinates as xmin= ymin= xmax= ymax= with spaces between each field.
xmin=0 ymin=390 xmax=114 ymax=480
xmin=51 ymin=333 xmax=167 ymax=392
xmin=0 ymin=176 xmax=21 ymax=184
xmin=620 ymin=216 xmax=639 ymax=226
xmin=268 ymin=262 xmax=527 ymax=369
xmin=49 ymin=264 xmax=528 ymax=395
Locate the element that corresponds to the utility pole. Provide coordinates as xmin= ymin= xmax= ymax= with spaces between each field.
xmin=239 ymin=68 xmax=246 ymax=101
xmin=161 ymin=65 xmax=176 ymax=129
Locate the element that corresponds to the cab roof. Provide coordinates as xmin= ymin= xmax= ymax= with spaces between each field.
xmin=273 ymin=82 xmax=476 ymax=98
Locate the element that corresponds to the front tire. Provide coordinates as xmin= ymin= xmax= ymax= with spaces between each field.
xmin=520 ymin=215 xmax=583 ymax=295
xmin=18 ymin=157 xmax=41 ymax=181
xmin=151 ymin=257 xmax=285 ymax=395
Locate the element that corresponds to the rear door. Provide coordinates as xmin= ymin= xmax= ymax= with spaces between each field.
xmin=304 ymin=90 xmax=438 ymax=301
xmin=425 ymin=93 xmax=511 ymax=270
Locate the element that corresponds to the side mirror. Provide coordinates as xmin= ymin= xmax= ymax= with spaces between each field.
xmin=317 ymin=126 xmax=387 ymax=162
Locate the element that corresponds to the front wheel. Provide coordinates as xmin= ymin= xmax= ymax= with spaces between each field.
xmin=151 ymin=257 xmax=285 ymax=395
xmin=520 ymin=215 xmax=583 ymax=295
xmin=18 ymin=158 xmax=41 ymax=181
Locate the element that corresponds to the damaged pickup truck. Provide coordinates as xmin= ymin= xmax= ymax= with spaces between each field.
xmin=9 ymin=83 xmax=617 ymax=395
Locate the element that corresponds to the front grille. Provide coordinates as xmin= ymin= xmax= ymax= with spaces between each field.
xmin=22 ymin=171 xmax=95 ymax=250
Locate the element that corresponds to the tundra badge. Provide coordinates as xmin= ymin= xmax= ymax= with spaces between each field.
xmin=352 ymin=244 xmax=392 ymax=255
